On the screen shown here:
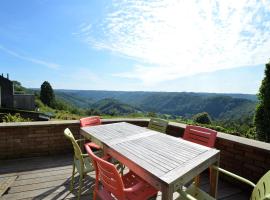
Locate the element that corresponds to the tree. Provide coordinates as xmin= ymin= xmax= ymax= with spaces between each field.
xmin=40 ymin=81 xmax=55 ymax=107
xmin=254 ymin=61 xmax=270 ymax=142
xmin=13 ymin=81 xmax=26 ymax=94
xmin=193 ymin=112 xmax=212 ymax=124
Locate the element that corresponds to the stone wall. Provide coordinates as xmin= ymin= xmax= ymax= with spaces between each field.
xmin=0 ymin=119 xmax=269 ymax=183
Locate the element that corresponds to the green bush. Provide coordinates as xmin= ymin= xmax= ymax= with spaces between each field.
xmin=193 ymin=112 xmax=212 ymax=124
xmin=2 ymin=113 xmax=31 ymax=122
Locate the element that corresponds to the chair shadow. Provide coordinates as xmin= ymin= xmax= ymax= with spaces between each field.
xmin=32 ymin=174 xmax=95 ymax=200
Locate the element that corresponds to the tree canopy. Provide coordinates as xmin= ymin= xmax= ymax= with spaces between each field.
xmin=193 ymin=112 xmax=212 ymax=124
xmin=254 ymin=61 xmax=270 ymax=142
xmin=40 ymin=81 xmax=55 ymax=107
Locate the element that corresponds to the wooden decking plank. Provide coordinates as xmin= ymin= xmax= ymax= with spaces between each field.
xmin=8 ymin=179 xmax=71 ymax=194
xmin=12 ymin=171 xmax=95 ymax=189
xmin=0 ymin=176 xmax=17 ymax=196
xmin=16 ymin=168 xmax=75 ymax=181
xmin=220 ymin=192 xmax=249 ymax=200
xmin=0 ymin=158 xmax=72 ymax=176
xmin=2 ymin=185 xmax=84 ymax=200
xmin=12 ymin=172 xmax=71 ymax=187
xmin=3 ymin=175 xmax=94 ymax=200
xmin=1 ymin=146 xmax=249 ymax=200
xmin=0 ymin=165 xmax=72 ymax=179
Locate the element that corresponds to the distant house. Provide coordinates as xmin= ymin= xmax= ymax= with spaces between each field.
xmin=0 ymin=74 xmax=35 ymax=111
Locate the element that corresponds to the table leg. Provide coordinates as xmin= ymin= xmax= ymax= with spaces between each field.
xmin=161 ymin=185 xmax=173 ymax=200
xmin=194 ymin=175 xmax=200 ymax=187
xmin=210 ymin=161 xmax=219 ymax=198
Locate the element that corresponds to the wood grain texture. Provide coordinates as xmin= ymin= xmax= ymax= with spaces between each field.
xmin=81 ymin=122 xmax=220 ymax=200
xmin=0 ymin=154 xmax=249 ymax=200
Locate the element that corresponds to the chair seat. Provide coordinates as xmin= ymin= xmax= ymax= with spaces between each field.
xmin=177 ymin=184 xmax=215 ymax=200
xmin=88 ymin=142 xmax=101 ymax=150
xmin=123 ymin=171 xmax=158 ymax=200
xmin=96 ymin=171 xmax=157 ymax=200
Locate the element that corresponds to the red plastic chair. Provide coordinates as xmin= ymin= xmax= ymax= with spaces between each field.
xmin=182 ymin=125 xmax=217 ymax=187
xmin=85 ymin=143 xmax=158 ymax=200
xmin=80 ymin=116 xmax=101 ymax=127
xmin=80 ymin=116 xmax=102 ymax=150
xmin=183 ymin=125 xmax=217 ymax=148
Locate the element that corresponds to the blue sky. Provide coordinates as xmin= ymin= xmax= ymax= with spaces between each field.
xmin=0 ymin=0 xmax=269 ymax=94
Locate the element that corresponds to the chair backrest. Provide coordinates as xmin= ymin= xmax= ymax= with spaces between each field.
xmin=148 ymin=118 xmax=168 ymax=133
xmin=64 ymin=128 xmax=83 ymax=163
xmin=183 ymin=125 xmax=217 ymax=148
xmin=80 ymin=116 xmax=101 ymax=127
xmin=251 ymin=170 xmax=270 ymax=200
xmin=85 ymin=143 xmax=125 ymax=200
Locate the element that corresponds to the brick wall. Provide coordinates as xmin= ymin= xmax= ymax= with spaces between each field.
xmin=0 ymin=121 xmax=80 ymax=159
xmin=0 ymin=119 xmax=269 ymax=184
xmin=165 ymin=122 xmax=270 ymax=183
xmin=215 ymin=132 xmax=270 ymax=183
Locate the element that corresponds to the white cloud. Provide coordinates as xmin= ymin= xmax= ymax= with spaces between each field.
xmin=0 ymin=45 xmax=60 ymax=69
xmin=80 ymin=0 xmax=270 ymax=85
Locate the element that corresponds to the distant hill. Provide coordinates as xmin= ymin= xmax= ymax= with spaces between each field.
xmin=54 ymin=90 xmax=257 ymax=120
xmin=90 ymin=98 xmax=141 ymax=115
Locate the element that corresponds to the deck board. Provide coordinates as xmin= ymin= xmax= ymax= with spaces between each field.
xmin=0 ymin=154 xmax=249 ymax=200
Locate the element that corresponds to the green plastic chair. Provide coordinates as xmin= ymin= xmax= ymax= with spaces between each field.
xmin=148 ymin=118 xmax=168 ymax=133
xmin=177 ymin=166 xmax=270 ymax=200
xmin=64 ymin=128 xmax=102 ymax=199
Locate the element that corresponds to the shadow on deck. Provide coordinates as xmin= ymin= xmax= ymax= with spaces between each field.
xmin=0 ymin=154 xmax=249 ymax=200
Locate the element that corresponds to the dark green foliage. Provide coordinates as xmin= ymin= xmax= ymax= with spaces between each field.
xmin=40 ymin=81 xmax=55 ymax=106
xmin=54 ymin=90 xmax=257 ymax=137
xmin=13 ymin=81 xmax=27 ymax=94
xmin=86 ymin=108 xmax=101 ymax=116
xmin=193 ymin=112 xmax=212 ymax=124
xmin=56 ymin=90 xmax=256 ymax=120
xmin=2 ymin=113 xmax=31 ymax=122
xmin=90 ymin=98 xmax=140 ymax=116
xmin=255 ymin=61 xmax=270 ymax=142
xmin=147 ymin=112 xmax=157 ymax=118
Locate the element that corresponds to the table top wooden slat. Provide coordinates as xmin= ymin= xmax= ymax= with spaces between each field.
xmin=81 ymin=122 xmax=149 ymax=142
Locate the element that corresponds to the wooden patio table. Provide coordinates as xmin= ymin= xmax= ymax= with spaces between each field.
xmin=80 ymin=122 xmax=220 ymax=200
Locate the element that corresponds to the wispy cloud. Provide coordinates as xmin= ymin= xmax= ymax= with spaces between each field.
xmin=78 ymin=0 xmax=270 ymax=85
xmin=0 ymin=45 xmax=60 ymax=69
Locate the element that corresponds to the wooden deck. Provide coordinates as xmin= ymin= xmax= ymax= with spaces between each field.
xmin=0 ymin=154 xmax=249 ymax=200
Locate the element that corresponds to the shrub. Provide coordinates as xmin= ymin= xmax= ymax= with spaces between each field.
xmin=2 ymin=113 xmax=31 ymax=122
xmin=193 ymin=112 xmax=212 ymax=124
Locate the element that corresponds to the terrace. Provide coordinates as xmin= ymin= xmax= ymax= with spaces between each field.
xmin=0 ymin=119 xmax=269 ymax=199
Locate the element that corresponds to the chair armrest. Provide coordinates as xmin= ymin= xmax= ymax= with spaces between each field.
xmin=212 ymin=166 xmax=256 ymax=187
xmin=178 ymin=189 xmax=198 ymax=200
xmin=124 ymin=181 xmax=145 ymax=193
xmin=101 ymin=154 xmax=111 ymax=161
xmin=82 ymin=153 xmax=89 ymax=158
xmin=75 ymin=138 xmax=85 ymax=143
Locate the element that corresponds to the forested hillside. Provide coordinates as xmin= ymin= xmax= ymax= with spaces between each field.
xmin=55 ymin=90 xmax=257 ymax=121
